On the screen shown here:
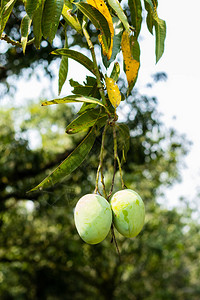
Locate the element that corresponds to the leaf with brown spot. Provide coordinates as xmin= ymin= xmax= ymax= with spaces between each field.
xmin=121 ymin=30 xmax=140 ymax=93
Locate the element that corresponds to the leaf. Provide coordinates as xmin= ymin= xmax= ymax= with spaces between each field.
xmin=70 ymin=76 xmax=99 ymax=98
xmin=25 ymin=0 xmax=38 ymax=19
xmin=128 ymin=0 xmax=142 ymax=38
xmin=66 ymin=110 xmax=107 ymax=134
xmin=51 ymin=48 xmax=95 ymax=75
xmin=102 ymin=16 xmax=123 ymax=68
xmin=107 ymin=0 xmax=129 ymax=31
xmin=110 ymin=62 xmax=120 ymax=82
xmin=87 ymin=0 xmax=114 ymax=60
xmin=58 ymin=31 xmax=68 ymax=95
xmin=105 ymin=76 xmax=121 ymax=108
xmin=33 ymin=0 xmax=45 ymax=49
xmin=0 ymin=0 xmax=17 ymax=37
xmin=117 ymin=123 xmax=130 ymax=164
xmin=77 ymin=102 xmax=97 ymax=115
xmin=62 ymin=3 xmax=82 ymax=34
xmin=76 ymin=3 xmax=111 ymax=57
xmin=41 ymin=95 xmax=108 ymax=112
xmin=121 ymin=30 xmax=140 ymax=92
xmin=29 ymin=127 xmax=96 ymax=191
xmin=20 ymin=14 xmax=32 ymax=54
xmin=144 ymin=0 xmax=154 ymax=34
xmin=144 ymin=0 xmax=166 ymax=62
xmin=155 ymin=18 xmax=166 ymax=63
xmin=42 ymin=0 xmax=64 ymax=44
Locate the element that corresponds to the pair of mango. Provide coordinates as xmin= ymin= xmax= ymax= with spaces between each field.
xmin=74 ymin=189 xmax=145 ymax=244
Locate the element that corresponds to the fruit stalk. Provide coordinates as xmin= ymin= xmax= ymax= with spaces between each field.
xmin=94 ymin=121 xmax=109 ymax=198
xmin=113 ymin=123 xmax=125 ymax=189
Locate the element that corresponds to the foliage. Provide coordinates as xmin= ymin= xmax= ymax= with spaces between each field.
xmin=1 ymin=0 xmax=167 ymax=195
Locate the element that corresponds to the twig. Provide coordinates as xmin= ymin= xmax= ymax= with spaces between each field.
xmin=113 ymin=123 xmax=125 ymax=189
xmin=0 ymin=34 xmax=35 ymax=47
xmin=107 ymin=124 xmax=117 ymax=199
xmin=94 ymin=121 xmax=109 ymax=198
xmin=82 ymin=18 xmax=108 ymax=109
xmin=111 ymin=224 xmax=121 ymax=261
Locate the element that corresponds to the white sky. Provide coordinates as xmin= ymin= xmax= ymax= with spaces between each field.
xmin=1 ymin=0 xmax=200 ymax=209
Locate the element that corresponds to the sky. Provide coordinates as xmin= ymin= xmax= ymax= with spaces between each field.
xmin=138 ymin=0 xmax=200 ymax=208
xmin=2 ymin=0 xmax=200 ymax=209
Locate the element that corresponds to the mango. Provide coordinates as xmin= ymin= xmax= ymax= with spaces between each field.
xmin=74 ymin=194 xmax=112 ymax=244
xmin=111 ymin=189 xmax=145 ymax=238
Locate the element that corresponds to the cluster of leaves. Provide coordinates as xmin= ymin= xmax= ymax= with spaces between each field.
xmin=0 ymin=1 xmax=166 ymax=192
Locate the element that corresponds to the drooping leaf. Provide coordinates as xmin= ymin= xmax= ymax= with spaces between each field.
xmin=107 ymin=0 xmax=129 ymax=31
xmin=87 ymin=0 xmax=114 ymax=60
xmin=42 ymin=0 xmax=64 ymax=44
xmin=105 ymin=76 xmax=121 ymax=108
xmin=155 ymin=18 xmax=166 ymax=63
xmin=117 ymin=123 xmax=130 ymax=164
xmin=41 ymin=95 xmax=108 ymax=112
xmin=29 ymin=127 xmax=96 ymax=191
xmin=121 ymin=30 xmax=140 ymax=92
xmin=62 ymin=3 xmax=82 ymax=34
xmin=20 ymin=14 xmax=32 ymax=54
xmin=110 ymin=62 xmax=120 ymax=82
xmin=144 ymin=0 xmax=166 ymax=62
xmin=128 ymin=0 xmax=142 ymax=38
xmin=58 ymin=30 xmax=68 ymax=95
xmin=25 ymin=0 xmax=38 ymax=19
xmin=51 ymin=48 xmax=95 ymax=75
xmin=0 ymin=0 xmax=17 ymax=37
xmin=76 ymin=3 xmax=111 ymax=57
xmin=130 ymin=35 xmax=140 ymax=61
xmin=66 ymin=110 xmax=107 ymax=134
xmin=144 ymin=0 xmax=154 ymax=34
xmin=33 ymin=0 xmax=45 ymax=49
xmin=102 ymin=16 xmax=123 ymax=68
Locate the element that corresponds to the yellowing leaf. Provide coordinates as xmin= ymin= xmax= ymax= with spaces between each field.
xmin=121 ymin=30 xmax=140 ymax=88
xmin=105 ymin=76 xmax=121 ymax=108
xmin=87 ymin=0 xmax=114 ymax=60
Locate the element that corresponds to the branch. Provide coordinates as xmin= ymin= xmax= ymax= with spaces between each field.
xmin=0 ymin=34 xmax=35 ymax=47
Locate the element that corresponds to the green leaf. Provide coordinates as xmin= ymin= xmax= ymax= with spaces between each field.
xmin=77 ymin=102 xmax=97 ymax=115
xmin=102 ymin=17 xmax=123 ymax=68
xmin=107 ymin=0 xmax=129 ymax=31
xmin=58 ymin=31 xmax=68 ymax=95
xmin=76 ymin=3 xmax=111 ymax=53
xmin=41 ymin=95 xmax=108 ymax=112
xmin=117 ymin=123 xmax=130 ymax=164
xmin=0 ymin=0 xmax=17 ymax=37
xmin=128 ymin=0 xmax=142 ymax=38
xmin=144 ymin=0 xmax=166 ymax=62
xmin=66 ymin=110 xmax=107 ymax=134
xmin=29 ymin=127 xmax=96 ymax=191
xmin=62 ymin=3 xmax=82 ymax=34
xmin=130 ymin=35 xmax=140 ymax=62
xmin=51 ymin=48 xmax=95 ymax=75
xmin=70 ymin=76 xmax=99 ymax=98
xmin=110 ymin=62 xmax=120 ymax=82
xmin=25 ymin=0 xmax=38 ymax=19
xmin=42 ymin=0 xmax=64 ymax=44
xmin=155 ymin=18 xmax=166 ymax=63
xmin=33 ymin=0 xmax=45 ymax=49
xmin=20 ymin=14 xmax=32 ymax=54
xmin=144 ymin=0 xmax=154 ymax=34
